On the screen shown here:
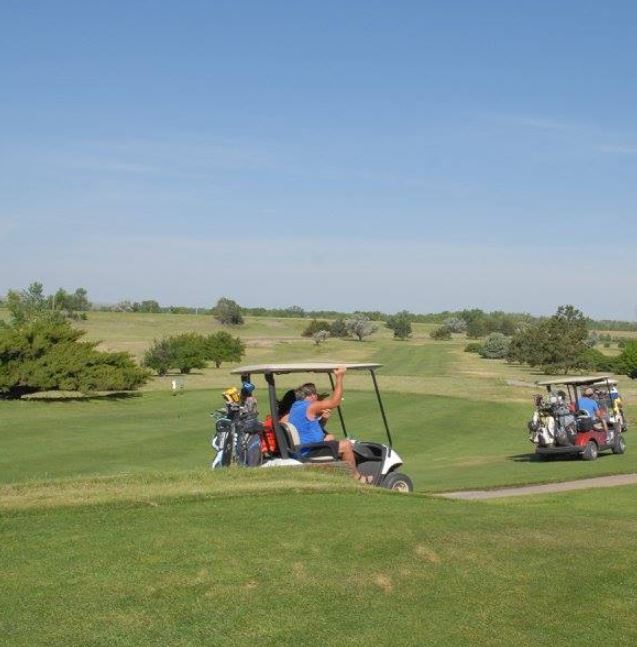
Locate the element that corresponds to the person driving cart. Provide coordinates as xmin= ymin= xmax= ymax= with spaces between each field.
xmin=288 ymin=366 xmax=373 ymax=484
xmin=578 ymin=387 xmax=609 ymax=437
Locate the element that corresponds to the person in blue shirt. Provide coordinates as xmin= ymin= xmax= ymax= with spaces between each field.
xmin=577 ymin=387 xmax=609 ymax=436
xmin=288 ymin=366 xmax=373 ymax=484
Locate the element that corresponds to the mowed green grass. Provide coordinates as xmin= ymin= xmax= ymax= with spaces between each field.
xmin=2 ymin=390 xmax=635 ymax=491
xmin=3 ymin=310 xmax=637 ymax=646
xmin=2 ymin=478 xmax=636 ymax=646
xmin=371 ymin=341 xmax=456 ymax=376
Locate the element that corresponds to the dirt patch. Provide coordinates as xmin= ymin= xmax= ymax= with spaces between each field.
xmin=437 ymin=473 xmax=637 ymax=500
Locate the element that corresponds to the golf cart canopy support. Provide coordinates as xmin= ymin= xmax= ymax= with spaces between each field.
xmin=231 ymin=363 xmax=392 ymax=458
xmin=536 ymin=375 xmax=613 ymax=387
xmin=535 ymin=375 xmax=616 ymax=408
xmin=231 ymin=363 xmax=382 ymax=375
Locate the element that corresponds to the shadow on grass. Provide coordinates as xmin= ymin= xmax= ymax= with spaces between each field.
xmin=509 ymin=451 xmax=615 ymax=463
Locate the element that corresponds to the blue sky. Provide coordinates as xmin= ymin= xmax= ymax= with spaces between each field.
xmin=1 ymin=1 xmax=636 ymax=318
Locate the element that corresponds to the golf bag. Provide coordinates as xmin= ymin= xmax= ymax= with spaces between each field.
xmin=528 ymin=394 xmax=576 ymax=447
xmin=211 ymin=405 xmax=264 ymax=469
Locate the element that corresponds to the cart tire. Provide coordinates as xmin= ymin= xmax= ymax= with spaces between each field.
xmin=612 ymin=433 xmax=626 ymax=455
xmin=582 ymin=440 xmax=598 ymax=461
xmin=382 ymin=472 xmax=413 ymax=493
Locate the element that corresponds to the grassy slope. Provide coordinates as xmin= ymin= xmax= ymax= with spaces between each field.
xmin=2 ymin=478 xmax=636 ymax=646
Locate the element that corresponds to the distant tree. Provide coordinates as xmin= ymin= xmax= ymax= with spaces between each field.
xmin=430 ymin=326 xmax=452 ymax=341
xmin=443 ymin=316 xmax=467 ymax=334
xmin=0 ymin=318 xmax=148 ymax=398
xmin=507 ymin=305 xmax=588 ymax=374
xmin=329 ymin=318 xmax=349 ymax=338
xmin=50 ymin=287 xmax=91 ymax=319
xmin=313 ymin=330 xmax=330 ymax=345
xmin=302 ymin=319 xmax=332 ymax=338
xmin=136 ymin=300 xmax=161 ymax=313
xmin=385 ymin=311 xmax=413 ymax=340
xmin=284 ymin=305 xmax=306 ymax=318
xmin=112 ymin=300 xmax=135 ymax=313
xmin=479 ymin=333 xmax=511 ymax=359
xmin=205 ymin=331 xmax=246 ymax=368
xmin=170 ymin=333 xmax=209 ymax=374
xmin=143 ymin=338 xmax=176 ymax=376
xmin=212 ymin=297 xmax=244 ymax=326
xmin=6 ymin=282 xmax=49 ymax=325
xmin=459 ymin=309 xmax=488 ymax=338
xmin=345 ymin=314 xmax=378 ymax=341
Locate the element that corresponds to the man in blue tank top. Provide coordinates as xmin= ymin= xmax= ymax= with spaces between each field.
xmin=288 ymin=367 xmax=372 ymax=483
xmin=577 ymin=386 xmax=609 ymax=437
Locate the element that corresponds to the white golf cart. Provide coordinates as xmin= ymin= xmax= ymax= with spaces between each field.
xmin=211 ymin=362 xmax=413 ymax=492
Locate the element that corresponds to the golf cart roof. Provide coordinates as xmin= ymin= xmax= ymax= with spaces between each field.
xmin=536 ymin=375 xmax=613 ymax=387
xmin=231 ymin=363 xmax=382 ymax=375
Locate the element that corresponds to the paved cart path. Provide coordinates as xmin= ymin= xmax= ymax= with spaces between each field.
xmin=438 ymin=473 xmax=637 ymax=500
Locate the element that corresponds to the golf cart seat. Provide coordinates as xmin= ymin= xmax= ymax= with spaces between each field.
xmin=279 ymin=422 xmax=339 ymax=463
xmin=576 ymin=410 xmax=594 ymax=432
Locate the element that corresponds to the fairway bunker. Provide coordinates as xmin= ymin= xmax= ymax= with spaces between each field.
xmin=211 ymin=363 xmax=413 ymax=492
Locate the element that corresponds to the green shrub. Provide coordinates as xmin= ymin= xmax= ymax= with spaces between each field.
xmin=143 ymin=338 xmax=175 ymax=376
xmin=302 ymin=319 xmax=332 ymax=337
xmin=0 ymin=319 xmax=148 ymax=398
xmin=615 ymin=341 xmax=637 ymax=379
xmin=479 ymin=333 xmax=511 ymax=359
xmin=579 ymin=348 xmax=617 ymax=373
xmin=329 ymin=318 xmax=348 ymax=338
xmin=430 ymin=326 xmax=452 ymax=341
xmin=464 ymin=342 xmax=483 ymax=353
xmin=385 ymin=311 xmax=413 ymax=340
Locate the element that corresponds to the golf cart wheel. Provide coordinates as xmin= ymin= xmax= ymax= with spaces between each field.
xmin=612 ymin=433 xmax=626 ymax=455
xmin=582 ymin=440 xmax=598 ymax=461
xmin=382 ymin=472 xmax=413 ymax=493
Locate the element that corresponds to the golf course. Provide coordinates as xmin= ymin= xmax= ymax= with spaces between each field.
xmin=2 ymin=311 xmax=636 ymax=646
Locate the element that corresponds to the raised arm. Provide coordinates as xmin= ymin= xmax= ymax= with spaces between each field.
xmin=308 ymin=367 xmax=346 ymax=416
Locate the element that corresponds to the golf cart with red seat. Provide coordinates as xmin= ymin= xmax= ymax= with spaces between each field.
xmin=211 ymin=362 xmax=413 ymax=492
xmin=527 ymin=375 xmax=627 ymax=460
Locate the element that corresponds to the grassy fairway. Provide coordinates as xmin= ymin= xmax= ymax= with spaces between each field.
xmin=2 ymin=475 xmax=636 ymax=646
xmin=370 ymin=341 xmax=456 ymax=376
xmin=2 ymin=390 xmax=635 ymax=491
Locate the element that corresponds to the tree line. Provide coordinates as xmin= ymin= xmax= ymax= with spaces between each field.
xmin=4 ymin=286 xmax=636 ymax=333
xmin=2 ymin=287 xmax=636 ymax=398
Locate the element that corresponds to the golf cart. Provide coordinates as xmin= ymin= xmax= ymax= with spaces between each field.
xmin=527 ymin=375 xmax=627 ymax=460
xmin=210 ymin=362 xmax=413 ymax=492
